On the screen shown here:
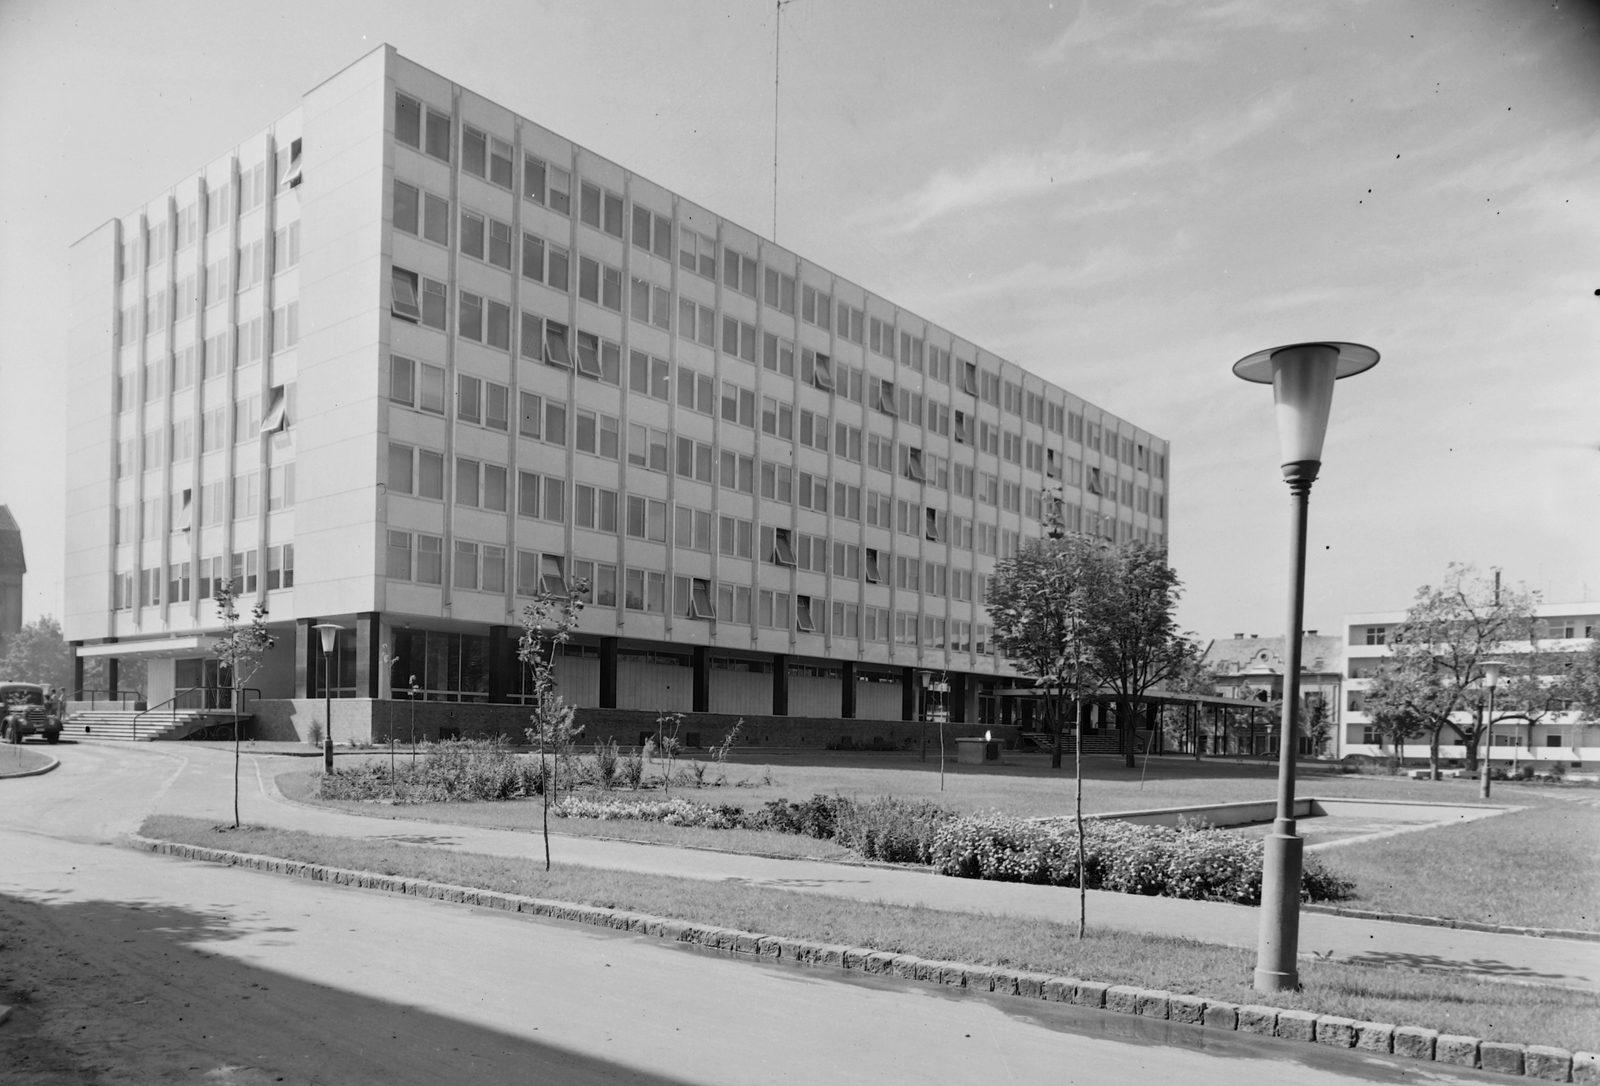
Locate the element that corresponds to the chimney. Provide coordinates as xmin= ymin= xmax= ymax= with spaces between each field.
xmin=1233 ymin=633 xmax=1244 ymax=639
xmin=1250 ymin=634 xmax=1258 ymax=639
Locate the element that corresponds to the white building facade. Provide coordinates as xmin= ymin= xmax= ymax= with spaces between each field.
xmin=1338 ymin=604 xmax=1598 ymax=768
xmin=65 ymin=46 xmax=1171 ymax=739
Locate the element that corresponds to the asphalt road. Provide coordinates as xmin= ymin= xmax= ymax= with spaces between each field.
xmin=0 ymin=741 xmax=1522 ymax=1084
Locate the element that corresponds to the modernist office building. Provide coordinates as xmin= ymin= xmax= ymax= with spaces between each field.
xmin=65 ymin=46 xmax=1170 ymax=737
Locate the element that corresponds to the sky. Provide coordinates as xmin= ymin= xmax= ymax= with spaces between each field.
xmin=1 ymin=0 xmax=1596 ymax=645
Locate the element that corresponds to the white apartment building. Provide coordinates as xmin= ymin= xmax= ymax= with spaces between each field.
xmin=1339 ymin=603 xmax=1597 ymax=767
xmin=64 ymin=46 xmax=1171 ymax=742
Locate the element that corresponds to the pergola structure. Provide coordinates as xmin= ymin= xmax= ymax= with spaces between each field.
xmin=989 ymin=684 xmax=1281 ymax=757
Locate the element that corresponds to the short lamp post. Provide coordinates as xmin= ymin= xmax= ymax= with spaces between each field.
xmin=1480 ymin=659 xmax=1505 ymax=799
xmin=1234 ymin=341 xmax=1379 ymax=992
xmin=313 ymin=622 xmax=344 ymax=773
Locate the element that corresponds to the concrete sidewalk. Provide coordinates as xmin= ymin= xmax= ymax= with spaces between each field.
xmin=152 ymin=745 xmax=1600 ymax=991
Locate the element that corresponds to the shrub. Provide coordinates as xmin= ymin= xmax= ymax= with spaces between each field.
xmin=317 ymin=737 xmax=543 ymax=804
xmin=621 ymin=746 xmax=645 ymax=790
xmin=592 ymin=739 xmax=619 ymax=790
xmin=553 ymin=796 xmax=745 ymax=828
xmin=748 ymin=794 xmax=840 ymax=838
xmin=832 ymin=796 xmax=954 ymax=864
xmin=929 ymin=814 xmax=1353 ymax=905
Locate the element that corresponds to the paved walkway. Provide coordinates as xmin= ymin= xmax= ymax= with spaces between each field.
xmin=126 ymin=742 xmax=1600 ymax=992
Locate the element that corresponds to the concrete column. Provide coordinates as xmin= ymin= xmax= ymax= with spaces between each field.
xmin=106 ymin=656 xmax=120 ymax=697
xmin=488 ymin=625 xmax=514 ymax=703
xmin=692 ymin=645 xmax=710 ymax=713
xmin=840 ymin=660 xmax=857 ymax=719
xmin=71 ymin=648 xmax=84 ymax=697
xmin=965 ymin=675 xmax=979 ymax=725
xmin=296 ymin=618 xmax=315 ymax=698
xmin=771 ymin=653 xmax=789 ymax=716
xmin=901 ymin=666 xmax=917 ymax=721
xmin=599 ymin=636 xmax=618 ymax=709
xmin=355 ymin=612 xmax=381 ymax=699
xmin=1001 ymin=695 xmax=1014 ymax=728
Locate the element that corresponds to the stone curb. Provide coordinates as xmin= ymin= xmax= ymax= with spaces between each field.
xmin=0 ymin=754 xmax=60 ymax=780
xmin=130 ymin=835 xmax=1592 ymax=1082
xmin=1301 ymin=904 xmax=1600 ymax=944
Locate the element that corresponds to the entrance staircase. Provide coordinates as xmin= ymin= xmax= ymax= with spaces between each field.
xmin=66 ymin=709 xmax=247 ymax=743
xmin=1021 ymin=731 xmax=1147 ymax=756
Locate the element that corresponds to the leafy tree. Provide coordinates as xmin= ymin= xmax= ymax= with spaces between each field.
xmin=1361 ymin=664 xmax=1430 ymax=771
xmin=992 ymin=536 xmax=1195 ymax=768
xmin=211 ymin=580 xmax=275 ymax=827
xmin=989 ymin=536 xmax=1096 ymax=769
xmin=1363 ymin=564 xmax=1541 ymax=779
xmin=0 ymin=616 xmax=73 ymax=690
xmin=517 ymin=577 xmax=587 ymax=870
xmin=1080 ymin=540 xmax=1197 ymax=767
xmin=1555 ymin=638 xmax=1600 ymax=726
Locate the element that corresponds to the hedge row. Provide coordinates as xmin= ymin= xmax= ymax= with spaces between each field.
xmin=930 ymin=814 xmax=1353 ymax=904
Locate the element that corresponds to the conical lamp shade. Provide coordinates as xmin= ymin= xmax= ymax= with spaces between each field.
xmin=1271 ymin=344 xmax=1340 ymax=467
xmin=1233 ymin=341 xmax=1380 ymax=471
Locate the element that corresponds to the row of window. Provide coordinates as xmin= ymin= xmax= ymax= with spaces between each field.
xmin=390 ymin=101 xmax=1163 ymax=475
xmin=399 ymin=246 xmax=1160 ymax=474
xmin=115 ymin=144 xmax=302 ymax=285
xmin=113 ymin=544 xmax=295 ymax=609
xmin=115 ymin=386 xmax=293 ymax=482
xmin=390 ymin=343 xmax=1162 ymax=521
xmin=113 ymin=463 xmax=295 ymax=543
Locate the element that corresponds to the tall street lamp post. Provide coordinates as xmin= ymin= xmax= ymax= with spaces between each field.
xmin=313 ymin=622 xmax=344 ymax=774
xmin=1234 ymin=341 xmax=1379 ymax=992
xmin=1479 ymin=659 xmax=1505 ymax=799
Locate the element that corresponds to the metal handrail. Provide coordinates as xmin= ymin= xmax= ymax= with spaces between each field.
xmin=133 ymin=686 xmax=261 ymax=740
xmin=68 ymin=688 xmax=146 ymax=711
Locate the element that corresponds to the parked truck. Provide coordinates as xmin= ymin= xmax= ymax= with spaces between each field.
xmin=2 ymin=682 xmax=62 ymax=744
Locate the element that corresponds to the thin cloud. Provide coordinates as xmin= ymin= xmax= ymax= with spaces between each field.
xmin=873 ymin=147 xmax=1157 ymax=234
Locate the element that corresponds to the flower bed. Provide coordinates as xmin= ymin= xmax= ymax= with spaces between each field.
xmin=554 ymin=796 xmax=746 ymax=828
xmin=930 ymin=814 xmax=1353 ymax=904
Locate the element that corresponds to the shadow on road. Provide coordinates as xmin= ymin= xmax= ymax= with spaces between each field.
xmin=0 ymin=890 xmax=705 ymax=1086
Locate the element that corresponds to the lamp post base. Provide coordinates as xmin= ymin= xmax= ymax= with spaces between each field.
xmin=1254 ymin=822 xmax=1304 ymax=992
xmin=323 ymin=737 xmax=334 ymax=774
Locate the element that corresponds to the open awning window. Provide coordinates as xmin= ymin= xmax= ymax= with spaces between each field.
xmin=259 ymin=386 xmax=288 ymax=433
xmin=905 ymin=447 xmax=925 ymax=483
xmin=812 ymin=353 xmax=834 ymax=391
xmin=689 ymin=579 xmax=715 ymax=620
xmin=771 ymin=527 xmax=796 ymax=569
xmin=174 ymin=489 xmax=192 ymax=532
xmin=961 ymin=362 xmax=978 ymax=396
xmin=574 ymin=332 xmax=602 ymax=379
xmin=795 ymin=596 xmax=815 ymax=633
xmin=285 ymin=138 xmax=303 ymax=188
xmin=544 ymin=322 xmax=572 ymax=368
xmin=541 ymin=555 xmax=567 ymax=597
xmin=925 ymin=507 xmax=941 ymax=542
xmin=391 ymin=268 xmax=421 ymax=321
xmin=864 ymin=549 xmax=882 ymax=584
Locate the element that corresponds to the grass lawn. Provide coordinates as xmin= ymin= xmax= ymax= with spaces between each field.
xmin=276 ymin=756 xmax=1600 ymax=930
xmin=1317 ymin=795 xmax=1600 ymax=932
xmin=294 ymin=747 xmax=1528 ymax=817
xmin=142 ymin=814 xmax=1600 ymax=1053
xmin=275 ymin=767 xmax=855 ymax=860
xmin=0 ymin=744 xmax=56 ymax=775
